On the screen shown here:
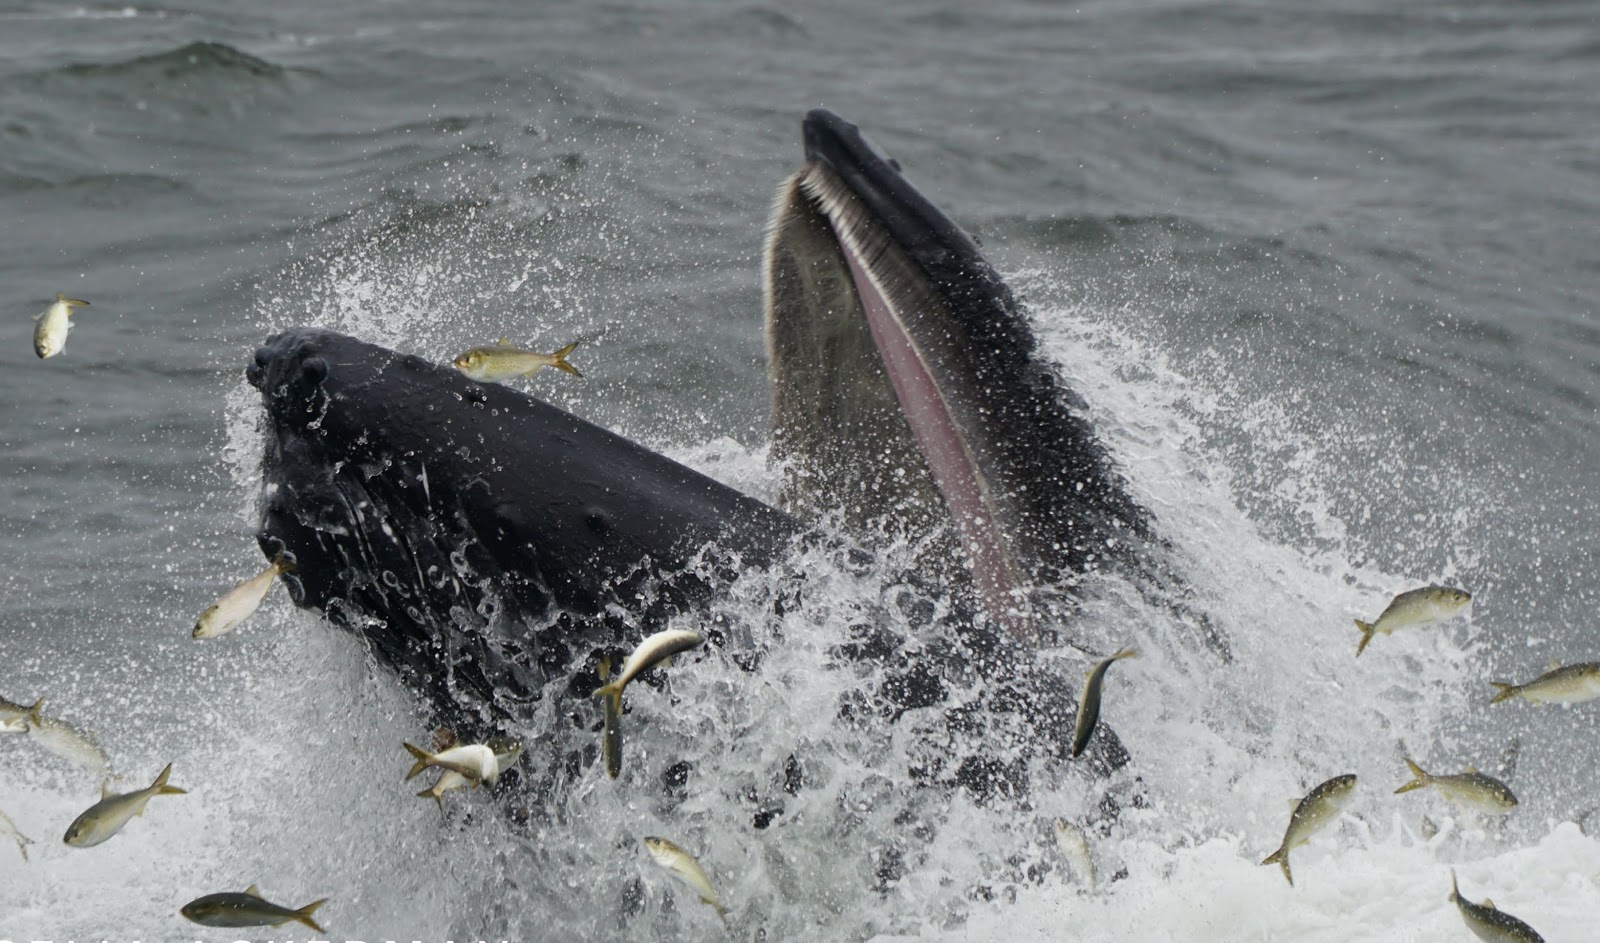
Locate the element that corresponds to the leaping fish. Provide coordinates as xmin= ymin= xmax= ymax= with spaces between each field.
xmin=63 ymin=763 xmax=186 ymax=848
xmin=16 ymin=699 xmax=113 ymax=779
xmin=416 ymin=736 xmax=521 ymax=810
xmin=402 ymin=741 xmax=500 ymax=786
xmin=193 ymin=553 xmax=297 ymax=639
xmin=181 ymin=885 xmax=329 ymax=932
xmin=598 ymin=654 xmax=623 ymax=780
xmin=451 ymin=339 xmax=583 ymax=383
xmin=1489 ymin=661 xmax=1600 ymax=706
xmin=592 ymin=629 xmax=704 ymax=702
xmin=1070 ymin=647 xmax=1137 ymax=758
xmin=33 ymin=292 xmax=89 ymax=359
xmin=1260 ymin=773 xmax=1358 ymax=887
xmin=1051 ymin=818 xmax=1096 ymax=891
xmin=1394 ymin=758 xmax=1517 ymax=815
xmin=643 ymin=836 xmax=730 ymax=929
xmin=1449 ymin=870 xmax=1545 ymax=943
xmin=1354 ymin=585 xmax=1471 ymax=656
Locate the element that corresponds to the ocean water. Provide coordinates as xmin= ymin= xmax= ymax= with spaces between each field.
xmin=2 ymin=1 xmax=1599 ymax=940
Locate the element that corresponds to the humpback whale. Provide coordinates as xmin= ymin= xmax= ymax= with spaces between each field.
xmin=248 ymin=110 xmax=1152 ymax=808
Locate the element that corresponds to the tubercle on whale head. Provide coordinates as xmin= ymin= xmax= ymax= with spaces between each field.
xmin=247 ymin=328 xmax=807 ymax=727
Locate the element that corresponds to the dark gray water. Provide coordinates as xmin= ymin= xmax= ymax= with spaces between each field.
xmin=3 ymin=1 xmax=1599 ymax=939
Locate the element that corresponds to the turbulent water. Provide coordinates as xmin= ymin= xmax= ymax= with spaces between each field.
xmin=3 ymin=1 xmax=1600 ymax=940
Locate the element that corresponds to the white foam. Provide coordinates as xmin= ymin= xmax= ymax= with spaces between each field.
xmin=886 ymin=819 xmax=1600 ymax=943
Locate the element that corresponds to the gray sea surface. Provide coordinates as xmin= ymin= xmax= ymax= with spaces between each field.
xmin=2 ymin=1 xmax=1598 ymax=939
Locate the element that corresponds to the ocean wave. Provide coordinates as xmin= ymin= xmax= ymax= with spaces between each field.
xmin=57 ymin=40 xmax=284 ymax=81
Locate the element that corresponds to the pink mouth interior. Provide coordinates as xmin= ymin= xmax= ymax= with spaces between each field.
xmin=838 ymin=249 xmax=1029 ymax=642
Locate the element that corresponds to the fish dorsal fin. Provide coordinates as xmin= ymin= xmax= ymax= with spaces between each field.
xmin=1466 ymin=766 xmax=1479 ymax=774
xmin=1288 ymin=799 xmax=1300 ymax=814
xmin=1482 ymin=897 xmax=1496 ymax=910
xmin=1548 ymin=659 xmax=1562 ymax=671
xmin=496 ymin=337 xmax=510 ymax=346
xmin=100 ymin=780 xmax=115 ymax=799
xmin=245 ymin=883 xmax=263 ymax=898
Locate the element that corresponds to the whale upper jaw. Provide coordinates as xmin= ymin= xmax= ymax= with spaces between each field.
xmin=247 ymin=328 xmax=801 ymax=721
xmin=766 ymin=109 xmax=1150 ymax=643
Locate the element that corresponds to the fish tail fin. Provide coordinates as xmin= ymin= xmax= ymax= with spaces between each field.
xmin=402 ymin=742 xmax=432 ymax=780
xmin=17 ymin=832 xmax=34 ymax=862
xmin=1488 ymin=682 xmax=1517 ymax=704
xmin=416 ymin=787 xmax=445 ymax=813
xmin=1449 ymin=869 xmax=1460 ymax=903
xmin=1260 ymin=847 xmax=1292 ymax=886
xmin=56 ymin=293 xmax=89 ymax=308
xmin=151 ymin=763 xmax=186 ymax=797
xmin=1112 ymin=646 xmax=1139 ymax=661
xmin=271 ymin=551 xmax=298 ymax=575
xmin=593 ymin=679 xmax=623 ymax=700
xmin=26 ymin=699 xmax=43 ymax=725
xmin=1354 ymin=620 xmax=1377 ymax=656
xmin=1394 ymin=758 xmax=1430 ymax=794
xmin=293 ymin=899 xmax=329 ymax=933
xmin=551 ymin=340 xmax=583 ymax=378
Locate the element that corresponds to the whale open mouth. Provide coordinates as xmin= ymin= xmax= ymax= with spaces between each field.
xmin=767 ymin=111 xmax=1100 ymax=643
xmin=795 ymin=153 xmax=1021 ymax=638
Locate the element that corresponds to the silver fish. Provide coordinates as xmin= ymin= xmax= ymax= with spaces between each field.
xmin=21 ymin=700 xmax=112 ymax=779
xmin=592 ymin=629 xmax=704 ymax=701
xmin=1394 ymin=758 xmax=1517 ymax=815
xmin=1070 ymin=647 xmax=1137 ymax=758
xmin=1051 ymin=818 xmax=1096 ymax=891
xmin=1 ymin=808 xmax=34 ymax=861
xmin=1490 ymin=662 xmax=1600 ymax=705
xmin=193 ymin=554 xmax=296 ymax=639
xmin=33 ymin=292 xmax=89 ymax=359
xmin=451 ymin=339 xmax=582 ymax=382
xmin=1354 ymin=585 xmax=1471 ymax=656
xmin=643 ymin=836 xmax=729 ymax=928
xmin=402 ymin=741 xmax=500 ymax=785
xmin=1450 ymin=870 xmax=1545 ymax=943
xmin=63 ymin=763 xmax=186 ymax=847
xmin=598 ymin=654 xmax=623 ymax=779
xmin=416 ymin=737 xmax=521 ymax=809
xmin=181 ymin=885 xmax=328 ymax=932
xmin=1260 ymin=773 xmax=1358 ymax=886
